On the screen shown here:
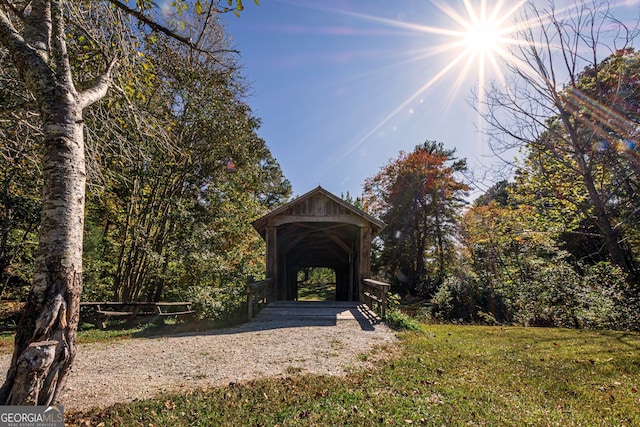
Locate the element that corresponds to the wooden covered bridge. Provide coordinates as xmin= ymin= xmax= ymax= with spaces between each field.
xmin=248 ymin=186 xmax=390 ymax=319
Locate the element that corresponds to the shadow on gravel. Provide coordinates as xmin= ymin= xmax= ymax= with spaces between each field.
xmin=173 ymin=302 xmax=383 ymax=338
xmin=122 ymin=301 xmax=385 ymax=341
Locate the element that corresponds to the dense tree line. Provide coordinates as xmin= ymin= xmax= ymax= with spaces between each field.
xmin=81 ymin=31 xmax=291 ymax=305
xmin=452 ymin=48 xmax=640 ymax=330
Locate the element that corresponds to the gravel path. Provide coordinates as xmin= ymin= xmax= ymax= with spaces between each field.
xmin=0 ymin=314 xmax=396 ymax=412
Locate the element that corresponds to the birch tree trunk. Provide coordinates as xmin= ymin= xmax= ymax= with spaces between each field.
xmin=0 ymin=1 xmax=112 ymax=405
xmin=0 ymin=110 xmax=86 ymax=405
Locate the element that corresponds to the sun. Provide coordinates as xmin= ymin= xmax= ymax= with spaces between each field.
xmin=465 ymin=20 xmax=502 ymax=57
xmin=324 ymin=0 xmax=525 ymax=105
xmin=432 ymin=0 xmax=525 ymax=95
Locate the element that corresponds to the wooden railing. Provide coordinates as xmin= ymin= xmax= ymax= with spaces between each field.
xmin=361 ymin=279 xmax=390 ymax=318
xmin=246 ymin=278 xmax=274 ymax=320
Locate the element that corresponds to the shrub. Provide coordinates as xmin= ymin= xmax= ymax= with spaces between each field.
xmin=384 ymin=309 xmax=422 ymax=331
xmin=434 ymin=258 xmax=640 ymax=331
xmin=185 ymin=283 xmax=246 ymax=323
xmin=430 ymin=274 xmax=506 ymax=324
xmin=383 ymin=293 xmax=422 ymax=331
xmin=430 ymin=278 xmax=455 ymax=321
xmin=577 ymin=262 xmax=640 ymax=331
xmin=512 ymin=263 xmax=581 ymax=328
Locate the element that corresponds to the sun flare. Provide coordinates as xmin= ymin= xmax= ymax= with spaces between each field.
xmin=306 ymin=0 xmax=529 ymax=162
xmin=433 ymin=0 xmax=526 ymax=94
xmin=465 ymin=20 xmax=502 ymax=56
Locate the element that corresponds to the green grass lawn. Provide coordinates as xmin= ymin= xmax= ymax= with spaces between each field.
xmin=66 ymin=324 xmax=640 ymax=426
xmin=297 ymin=282 xmax=336 ymax=301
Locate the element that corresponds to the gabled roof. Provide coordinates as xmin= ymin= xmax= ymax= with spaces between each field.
xmin=252 ymin=186 xmax=385 ymax=237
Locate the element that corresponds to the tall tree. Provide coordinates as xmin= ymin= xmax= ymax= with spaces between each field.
xmin=85 ymin=31 xmax=290 ymax=302
xmin=480 ymin=0 xmax=639 ymax=283
xmin=0 ymin=0 xmax=247 ymax=406
xmin=364 ymin=141 xmax=468 ymax=297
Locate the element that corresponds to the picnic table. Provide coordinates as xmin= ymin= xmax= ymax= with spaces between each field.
xmin=80 ymin=301 xmax=195 ymax=328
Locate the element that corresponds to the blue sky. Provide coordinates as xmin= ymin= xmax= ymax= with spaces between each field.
xmin=222 ymin=0 xmax=639 ymax=200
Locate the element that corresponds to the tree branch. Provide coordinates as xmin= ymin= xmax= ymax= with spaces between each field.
xmin=107 ymin=0 xmax=195 ymax=46
xmin=50 ymin=0 xmax=74 ymax=94
xmin=106 ymin=0 xmax=239 ymax=57
xmin=0 ymin=0 xmax=28 ymax=21
xmin=0 ymin=7 xmax=53 ymax=100
xmin=0 ymin=7 xmax=29 ymax=52
xmin=78 ymin=57 xmax=117 ymax=109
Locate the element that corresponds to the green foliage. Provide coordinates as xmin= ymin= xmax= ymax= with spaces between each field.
xmin=429 ymin=274 xmax=503 ymax=324
xmin=577 ymin=262 xmax=640 ymax=331
xmin=383 ymin=293 xmax=422 ymax=331
xmin=429 ymin=279 xmax=455 ymax=320
xmin=511 ymin=262 xmax=581 ymax=328
xmin=514 ymin=48 xmax=640 ymax=281
xmin=1 ymin=3 xmax=290 ymax=321
xmin=78 ymin=21 xmax=290 ymax=304
xmin=384 ymin=309 xmax=422 ymax=331
xmin=340 ymin=191 xmax=363 ymax=209
xmin=454 ymin=177 xmax=640 ymax=330
xmin=184 ymin=283 xmax=246 ymax=322
xmin=386 ymin=292 xmax=401 ymax=311
xmin=296 ymin=268 xmax=336 ymax=301
xmin=434 ymin=255 xmax=640 ymax=330
xmin=0 ymin=54 xmax=42 ymax=302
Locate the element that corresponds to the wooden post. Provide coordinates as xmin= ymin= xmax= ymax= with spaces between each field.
xmin=246 ymin=275 xmax=255 ymax=319
xmin=381 ymin=288 xmax=388 ymax=318
xmin=348 ymin=253 xmax=354 ymax=301
xmin=246 ymin=283 xmax=253 ymax=320
xmin=265 ymin=226 xmax=278 ymax=300
xmin=358 ymin=226 xmax=372 ymax=300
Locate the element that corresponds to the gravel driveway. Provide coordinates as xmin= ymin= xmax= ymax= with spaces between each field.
xmin=0 ymin=303 xmax=396 ymax=411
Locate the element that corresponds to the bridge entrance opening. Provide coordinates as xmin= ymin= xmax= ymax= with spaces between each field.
xmin=296 ymin=267 xmax=336 ymax=301
xmin=252 ymin=187 xmax=385 ymax=303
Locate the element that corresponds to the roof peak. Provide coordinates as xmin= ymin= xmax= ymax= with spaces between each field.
xmin=252 ymin=186 xmax=385 ymax=237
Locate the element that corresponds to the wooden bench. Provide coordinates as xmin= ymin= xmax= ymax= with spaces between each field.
xmin=80 ymin=302 xmax=130 ymax=328
xmin=154 ymin=302 xmax=196 ymax=317
xmin=81 ymin=301 xmax=195 ymax=328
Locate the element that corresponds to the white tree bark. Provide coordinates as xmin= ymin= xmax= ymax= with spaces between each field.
xmin=0 ymin=1 xmax=112 ymax=405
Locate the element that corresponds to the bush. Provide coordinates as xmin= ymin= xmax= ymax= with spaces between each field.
xmin=382 ymin=293 xmax=422 ymax=331
xmin=185 ymin=283 xmax=246 ymax=323
xmin=434 ymin=259 xmax=640 ymax=331
xmin=512 ymin=263 xmax=581 ymax=328
xmin=577 ymin=262 xmax=640 ymax=331
xmin=384 ymin=309 xmax=422 ymax=331
xmin=430 ymin=274 xmax=506 ymax=324
xmin=430 ymin=279 xmax=455 ymax=321
xmin=81 ymin=258 xmax=114 ymax=302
